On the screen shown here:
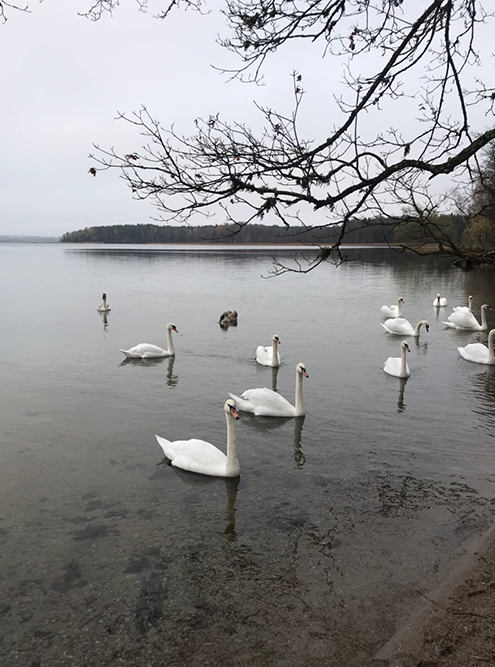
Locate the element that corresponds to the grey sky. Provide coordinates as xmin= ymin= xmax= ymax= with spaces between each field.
xmin=1 ymin=1 xmax=493 ymax=236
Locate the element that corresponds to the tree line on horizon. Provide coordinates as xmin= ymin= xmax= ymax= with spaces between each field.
xmin=60 ymin=215 xmax=467 ymax=245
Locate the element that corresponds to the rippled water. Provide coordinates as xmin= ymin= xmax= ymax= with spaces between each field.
xmin=0 ymin=243 xmax=494 ymax=667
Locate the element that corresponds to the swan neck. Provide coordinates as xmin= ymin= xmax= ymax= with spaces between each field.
xmin=481 ymin=307 xmax=487 ymax=329
xmin=166 ymin=327 xmax=175 ymax=354
xmin=414 ymin=321 xmax=422 ymax=336
xmin=397 ymin=300 xmax=402 ymax=317
xmin=272 ymin=338 xmax=278 ymax=366
xmin=294 ymin=371 xmax=305 ymax=416
xmin=225 ymin=413 xmax=240 ymax=476
xmin=400 ymin=346 xmax=407 ymax=376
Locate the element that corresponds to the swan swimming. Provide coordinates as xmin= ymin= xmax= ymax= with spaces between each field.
xmin=458 ymin=329 xmax=495 ymax=365
xmin=155 ymin=399 xmax=240 ymax=477
xmin=219 ymin=310 xmax=238 ymax=327
xmin=433 ymin=294 xmax=447 ymax=307
xmin=442 ymin=304 xmax=490 ymax=331
xmin=229 ymin=362 xmax=308 ymax=417
xmin=381 ymin=318 xmax=429 ymax=338
xmin=383 ymin=341 xmax=410 ymax=378
xmin=96 ymin=293 xmax=111 ymax=312
xmin=381 ymin=297 xmax=404 ymax=319
xmin=452 ymin=295 xmax=473 ymax=314
xmin=256 ymin=334 xmax=281 ymax=367
xmin=120 ymin=323 xmax=179 ymax=359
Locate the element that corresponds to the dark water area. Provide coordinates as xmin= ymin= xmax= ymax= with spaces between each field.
xmin=0 ymin=243 xmax=494 ymax=666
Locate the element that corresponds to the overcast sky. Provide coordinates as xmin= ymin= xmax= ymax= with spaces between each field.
xmin=1 ymin=1 xmax=493 ymax=237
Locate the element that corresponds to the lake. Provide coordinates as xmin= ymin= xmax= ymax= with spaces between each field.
xmin=0 ymin=243 xmax=494 ymax=667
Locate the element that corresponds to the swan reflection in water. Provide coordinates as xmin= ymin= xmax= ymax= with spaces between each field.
xmin=153 ymin=462 xmax=240 ymax=541
xmin=239 ymin=413 xmax=306 ymax=468
xmin=98 ymin=311 xmax=109 ymax=333
xmin=119 ymin=356 xmax=179 ymax=386
xmin=397 ymin=378 xmax=408 ymax=413
xmin=414 ymin=339 xmax=428 ymax=355
xmin=271 ymin=366 xmax=279 ymax=392
xmin=293 ymin=417 xmax=305 ymax=468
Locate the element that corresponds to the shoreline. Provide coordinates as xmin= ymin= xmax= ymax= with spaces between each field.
xmin=374 ymin=523 xmax=495 ymax=666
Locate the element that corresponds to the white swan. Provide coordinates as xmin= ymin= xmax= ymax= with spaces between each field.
xmin=383 ymin=341 xmax=410 ymax=378
xmin=229 ymin=362 xmax=308 ymax=417
xmin=452 ymin=295 xmax=473 ymax=314
xmin=442 ymin=304 xmax=491 ymax=331
xmin=256 ymin=334 xmax=281 ymax=367
xmin=155 ymin=399 xmax=240 ymax=477
xmin=120 ymin=323 xmax=179 ymax=359
xmin=458 ymin=329 xmax=495 ymax=365
xmin=381 ymin=318 xmax=429 ymax=338
xmin=96 ymin=293 xmax=111 ymax=312
xmin=381 ymin=297 xmax=404 ymax=319
xmin=433 ymin=293 xmax=448 ymax=307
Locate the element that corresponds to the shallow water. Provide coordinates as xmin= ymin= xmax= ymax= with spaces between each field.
xmin=0 ymin=243 xmax=494 ymax=666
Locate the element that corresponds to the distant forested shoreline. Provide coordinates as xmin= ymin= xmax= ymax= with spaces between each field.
xmin=60 ymin=216 xmax=467 ymax=245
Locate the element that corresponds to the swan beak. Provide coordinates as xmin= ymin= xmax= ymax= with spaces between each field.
xmin=172 ymin=326 xmax=179 ymax=332
xmin=405 ymin=344 xmax=410 ymax=352
xmin=302 ymin=369 xmax=309 ymax=378
xmin=426 ymin=325 xmax=430 ymax=332
xmin=229 ymin=406 xmax=239 ymax=420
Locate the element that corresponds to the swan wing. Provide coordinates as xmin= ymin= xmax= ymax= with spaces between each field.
xmin=441 ymin=321 xmax=456 ymax=329
xmin=121 ymin=343 xmax=168 ymax=358
xmin=381 ymin=305 xmax=397 ymax=317
xmin=228 ymin=392 xmax=255 ymax=413
xmin=382 ymin=318 xmax=414 ymax=335
xmin=240 ymin=387 xmax=295 ymax=417
xmin=453 ymin=305 xmax=469 ymax=313
xmin=447 ymin=311 xmax=479 ymax=329
xmin=256 ymin=345 xmax=272 ymax=365
xmin=255 ymin=346 xmax=280 ymax=366
xmin=433 ymin=297 xmax=447 ymax=307
xmin=383 ymin=357 xmax=410 ymax=378
xmin=155 ymin=436 xmax=227 ymax=476
xmin=458 ymin=343 xmax=491 ymax=364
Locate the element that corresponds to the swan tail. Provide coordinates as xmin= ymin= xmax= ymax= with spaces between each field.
xmin=155 ymin=434 xmax=172 ymax=456
xmin=120 ymin=349 xmax=137 ymax=359
xmin=228 ymin=392 xmax=254 ymax=413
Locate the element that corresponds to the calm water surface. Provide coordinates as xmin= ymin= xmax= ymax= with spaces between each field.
xmin=0 ymin=244 xmax=495 ymax=667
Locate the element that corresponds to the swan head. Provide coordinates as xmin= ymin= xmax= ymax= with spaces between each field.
xmin=421 ymin=320 xmax=430 ymax=332
xmin=167 ymin=323 xmax=179 ymax=333
xmin=224 ymin=399 xmax=239 ymax=420
xmin=296 ymin=362 xmax=309 ymax=378
xmin=272 ymin=335 xmax=281 ymax=345
xmin=401 ymin=341 xmax=410 ymax=352
xmin=102 ymin=293 xmax=107 ymax=300
xmin=398 ymin=297 xmax=405 ymax=304
xmin=436 ymin=293 xmax=441 ymax=298
xmin=469 ymin=295 xmax=473 ymax=302
xmin=481 ymin=304 xmax=491 ymax=312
